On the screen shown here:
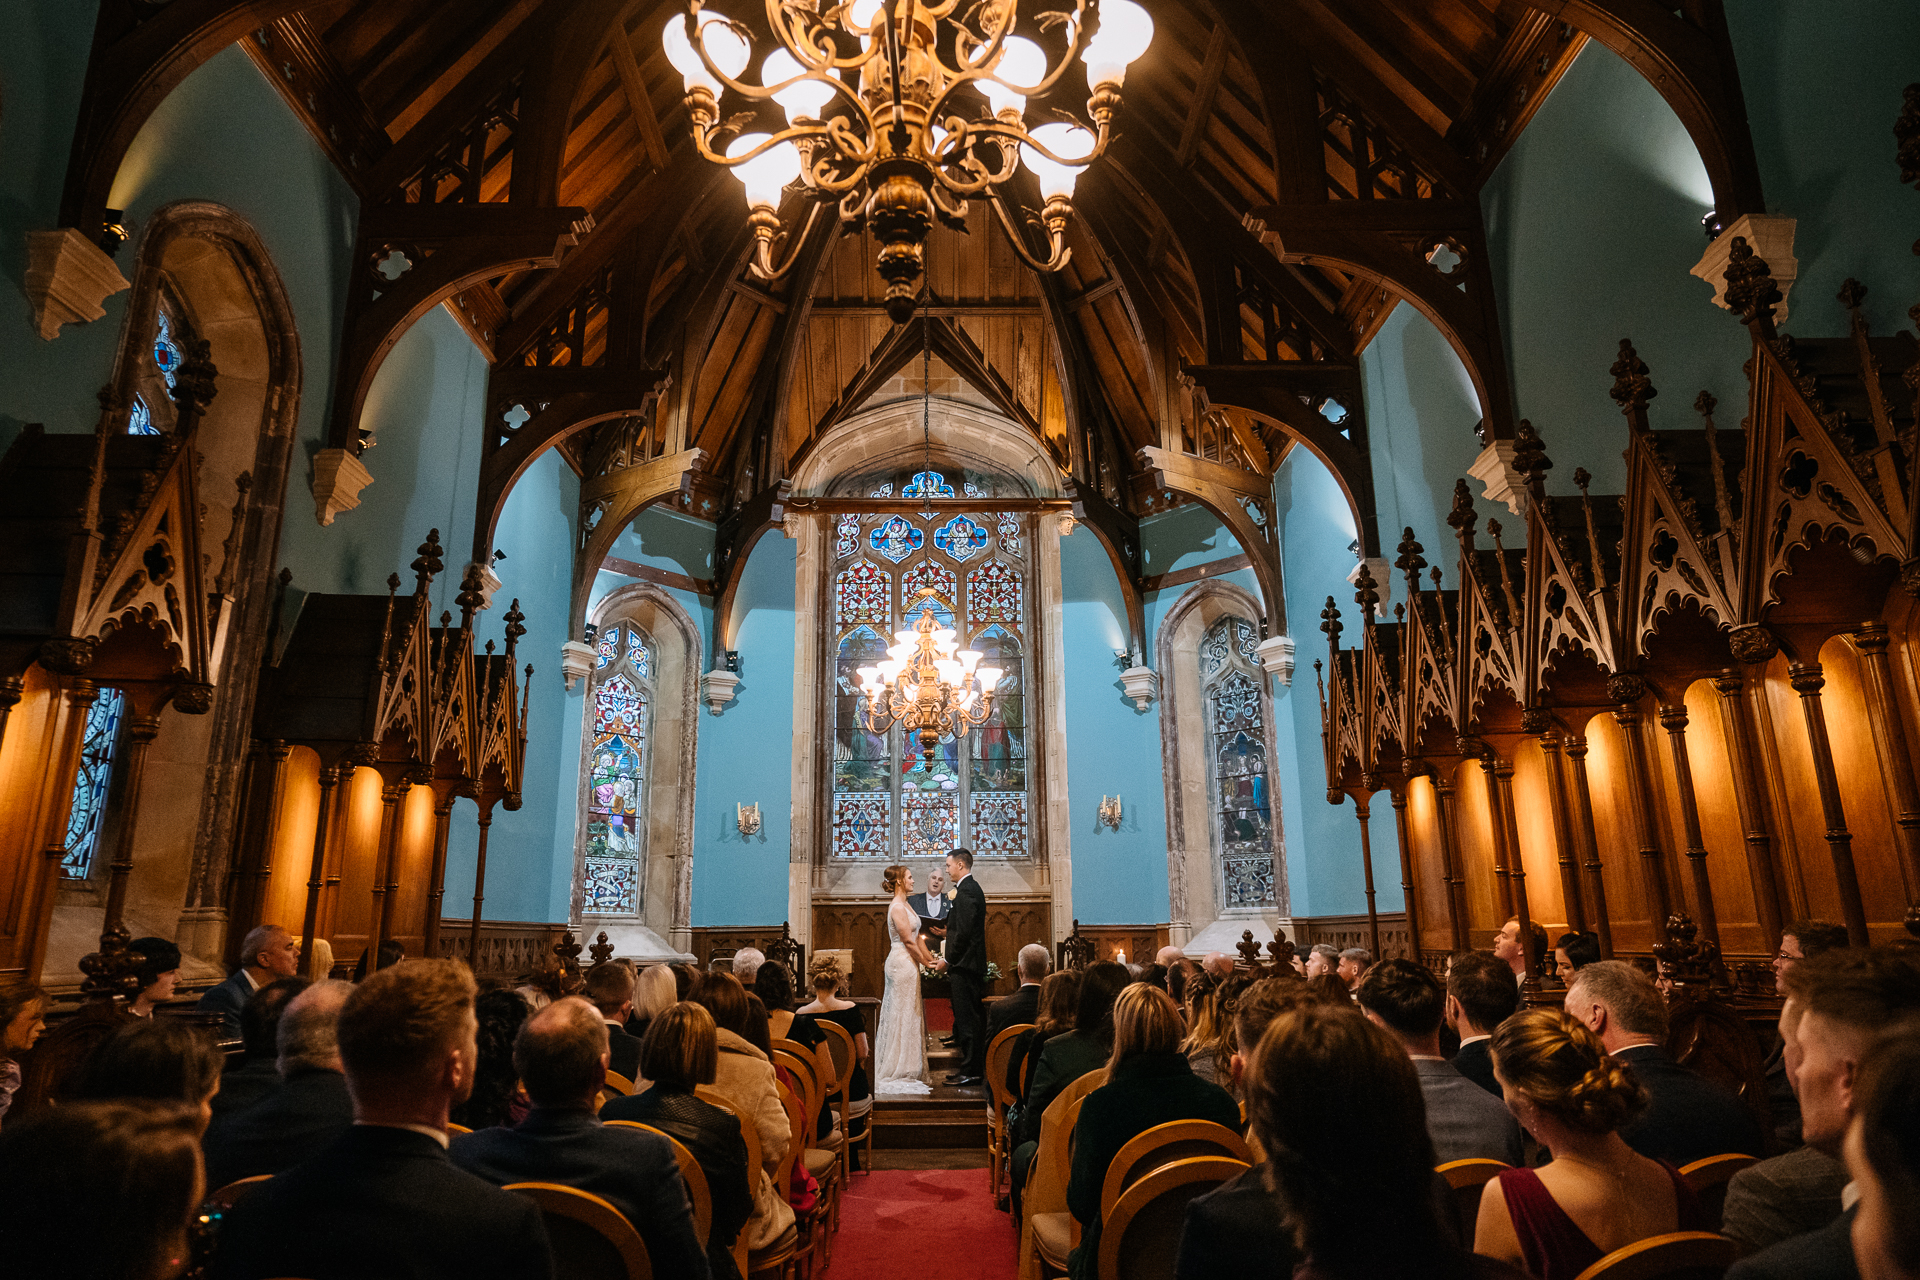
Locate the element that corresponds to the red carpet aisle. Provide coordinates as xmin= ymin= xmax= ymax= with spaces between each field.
xmin=824 ymin=1170 xmax=1017 ymax=1280
xmin=922 ymin=997 xmax=954 ymax=1033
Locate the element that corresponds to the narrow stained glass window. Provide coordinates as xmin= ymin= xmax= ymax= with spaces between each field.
xmin=1204 ymin=617 xmax=1277 ymax=909
xmin=127 ymin=394 xmax=158 ymax=436
xmin=583 ymin=624 xmax=652 ymax=916
xmin=63 ymin=687 xmax=127 ymax=880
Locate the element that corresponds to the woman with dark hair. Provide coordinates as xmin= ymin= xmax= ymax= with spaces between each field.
xmin=670 ymin=962 xmax=701 ymax=1001
xmin=1008 ymin=960 xmax=1130 ymax=1218
xmin=753 ymin=961 xmax=822 ymax=1050
xmin=1247 ymin=1003 xmax=1522 ymax=1279
xmin=66 ymin=1018 xmax=223 ymax=1134
xmin=0 ymin=1099 xmax=205 ymax=1280
xmin=1066 ymin=985 xmax=1239 ymax=1279
xmin=1552 ymin=932 xmax=1601 ymax=986
xmin=1476 ymin=1008 xmax=1704 ymax=1280
xmin=451 ymin=987 xmax=532 ymax=1130
xmin=695 ymin=971 xmax=795 ymax=1251
xmin=605 ymin=1002 xmax=754 ymax=1280
xmin=0 ymin=981 xmax=48 ymax=1128
xmin=126 ymin=937 xmax=183 ymax=1019
xmin=1008 ymin=970 xmax=1082 ymax=1108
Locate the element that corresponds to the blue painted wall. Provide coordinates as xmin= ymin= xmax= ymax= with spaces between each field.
xmin=1139 ymin=503 xmax=1245 ymax=577
xmin=1059 ymin=527 xmax=1170 ymax=924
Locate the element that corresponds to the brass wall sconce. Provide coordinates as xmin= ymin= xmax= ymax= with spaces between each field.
xmin=1098 ymin=794 xmax=1122 ymax=830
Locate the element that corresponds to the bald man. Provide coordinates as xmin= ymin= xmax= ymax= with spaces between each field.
xmin=1201 ymin=951 xmax=1233 ymax=980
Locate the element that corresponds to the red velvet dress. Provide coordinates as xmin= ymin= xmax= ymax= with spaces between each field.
xmin=1494 ymin=1161 xmax=1708 ymax=1280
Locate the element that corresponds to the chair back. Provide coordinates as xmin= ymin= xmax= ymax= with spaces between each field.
xmin=694 ymin=1085 xmax=762 ymax=1280
xmin=1099 ymin=1120 xmax=1253 ymax=1222
xmin=505 ymin=1182 xmax=653 ymax=1280
xmin=771 ymin=1047 xmax=819 ymax=1118
xmin=1437 ymin=1158 xmax=1511 ymax=1242
xmin=202 ymin=1174 xmax=271 ymax=1216
xmin=1096 ymin=1156 xmax=1248 ymax=1280
xmin=1677 ymin=1153 xmax=1758 ymax=1232
xmin=818 ymin=1016 xmax=857 ymax=1085
xmin=986 ymin=1024 xmax=1033 ymax=1115
xmin=1568 ymin=1231 xmax=1737 ymax=1280
xmin=604 ymin=1121 xmax=712 ymax=1247
xmin=603 ymin=1070 xmax=636 ymax=1097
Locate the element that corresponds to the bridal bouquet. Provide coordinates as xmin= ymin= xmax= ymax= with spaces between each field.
xmin=919 ymin=961 xmax=1002 ymax=982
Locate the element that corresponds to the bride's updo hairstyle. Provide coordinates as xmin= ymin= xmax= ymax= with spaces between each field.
xmin=808 ymin=954 xmax=843 ymax=995
xmin=881 ymin=864 xmax=909 ymax=895
xmin=1491 ymin=1007 xmax=1649 ymax=1135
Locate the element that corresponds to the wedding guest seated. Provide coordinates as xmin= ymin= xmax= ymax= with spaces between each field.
xmin=1843 ymin=1019 xmax=1920 ymax=1280
xmin=1181 ymin=972 xmax=1228 ymax=1086
xmin=1175 ymin=978 xmax=1321 ymax=1280
xmin=1727 ymin=945 xmax=1920 ymax=1280
xmin=210 ymin=977 xmax=309 ymax=1122
xmin=1719 ymin=992 xmax=1846 ymax=1255
xmin=671 ymin=962 xmax=701 ymax=1000
xmin=1140 ymin=962 xmax=1170 ymax=992
xmin=126 ymin=936 xmax=183 ymax=1018
xmin=211 ymin=959 xmax=553 ymax=1280
xmin=1564 ymin=960 xmax=1762 ymax=1164
xmin=197 ymin=924 xmax=301 ymax=1041
xmin=753 ymin=962 xmax=821 ymax=1050
xmin=1552 ymin=932 xmax=1601 ymax=987
xmin=586 ymin=961 xmax=645 ymax=1081
xmin=731 ymin=947 xmax=765 ymax=982
xmin=1494 ymin=917 xmax=1547 ymax=987
xmin=1006 ymin=969 xmax=1081 ymax=1135
xmin=0 ymin=981 xmax=49 ymax=1128
xmin=1305 ymin=974 xmax=1352 ymax=1007
xmin=1008 ymin=961 xmax=1128 ymax=1217
xmin=68 ymin=1018 xmax=223 ymax=1133
xmin=696 ymin=972 xmax=796 ymax=1250
xmin=797 ymin=957 xmax=871 ymax=1165
xmin=1476 ymin=1008 xmax=1707 ymax=1280
xmin=1764 ymin=918 xmax=1850 ymax=1149
xmin=1304 ymin=943 xmax=1341 ymax=979
xmin=1201 ymin=951 xmax=1232 ymax=980
xmin=0 ymin=1099 xmax=205 ymax=1280
xmin=1448 ymin=951 xmax=1522 ymax=1097
xmin=1251 ymin=1002 xmax=1526 ymax=1279
xmin=1337 ymin=948 xmax=1372 ymax=989
xmin=603 ymin=1001 xmax=754 ymax=1280
xmin=1066 ymin=984 xmax=1240 ymax=1280
xmin=451 ymin=987 xmax=532 ymax=1130
xmin=202 ymin=980 xmax=354 ymax=1190
xmin=1168 ymin=956 xmax=1198 ymax=1005
xmin=453 ymin=997 xmax=709 ymax=1280
xmin=1356 ymin=960 xmax=1523 ymax=1165
xmin=987 ymin=943 xmax=1050 ymax=1040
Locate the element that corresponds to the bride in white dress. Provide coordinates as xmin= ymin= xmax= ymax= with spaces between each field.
xmin=872 ymin=863 xmax=935 ymax=1096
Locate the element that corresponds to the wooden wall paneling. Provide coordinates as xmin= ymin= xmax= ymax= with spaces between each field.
xmin=386 ymin=785 xmax=436 ymax=960
xmin=1679 ymin=677 xmax=1767 ymax=956
xmin=0 ymin=671 xmax=70 ymax=979
xmin=1761 ymin=659 xmax=1856 ymax=933
xmin=983 ymin=898 xmax=1055 ymax=983
xmin=1295 ymin=913 xmax=1412 ymax=961
xmin=265 ymin=746 xmax=322 ymax=938
xmin=1451 ymin=757 xmax=1500 ymax=944
xmin=435 ymin=919 xmax=572 ymax=980
xmin=1708 ymin=671 xmax=1785 ymax=952
xmin=1855 ymin=621 xmax=1920 ymax=920
xmin=1510 ymin=740 xmax=1566 ymax=934
xmin=327 ymin=765 xmax=385 ymax=966
xmin=1815 ymin=635 xmax=1906 ymax=939
xmin=806 ymin=904 xmax=891 ymax=1000
xmin=1750 ymin=656 xmax=1812 ymax=921
xmin=1582 ymin=711 xmax=1657 ymax=953
xmin=1405 ymin=776 xmax=1455 ymax=955
xmin=688 ymin=924 xmax=803 ymax=977
xmin=1077 ymin=924 xmax=1164 ymax=968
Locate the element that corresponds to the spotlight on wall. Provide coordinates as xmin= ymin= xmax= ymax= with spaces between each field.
xmin=723 ymin=650 xmax=740 ymax=673
xmin=1702 ymin=209 xmax=1724 ymax=241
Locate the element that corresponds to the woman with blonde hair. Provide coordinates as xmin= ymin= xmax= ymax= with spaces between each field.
xmin=628 ymin=962 xmax=677 ymax=1043
xmin=1476 ymin=1008 xmax=1707 ymax=1279
xmin=1065 ymin=984 xmax=1240 ymax=1280
xmin=1180 ymin=969 xmax=1224 ymax=1084
xmin=798 ymin=951 xmax=873 ymax=1167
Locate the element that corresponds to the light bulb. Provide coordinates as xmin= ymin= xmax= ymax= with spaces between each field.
xmin=856 ymin=665 xmax=881 ymax=689
xmin=959 ymin=650 xmax=983 ymax=672
xmin=977 ymin=666 xmax=1003 ymax=693
xmin=892 ymin=632 xmax=919 ymax=651
xmin=932 ymin=627 xmax=958 ymax=648
xmin=845 ymin=0 xmax=884 ymax=31
xmin=1020 ymin=122 xmax=1093 ymax=200
xmin=934 ymin=659 xmax=962 ymax=685
xmin=957 ymin=690 xmax=977 ymax=709
xmin=726 ymin=133 xmax=801 ymax=208
xmin=762 ymin=49 xmax=836 ymax=121
xmin=982 ymin=36 xmax=1044 ymax=116
xmin=1082 ymin=0 xmax=1152 ymax=88
xmin=663 ymin=10 xmax=750 ymax=93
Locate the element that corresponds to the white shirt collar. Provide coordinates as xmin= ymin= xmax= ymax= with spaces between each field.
xmin=1841 ymin=1181 xmax=1860 ymax=1211
xmin=1457 ymin=1034 xmax=1491 ymax=1047
xmin=356 ymin=1121 xmax=450 ymax=1149
xmin=241 ymin=969 xmax=262 ymax=994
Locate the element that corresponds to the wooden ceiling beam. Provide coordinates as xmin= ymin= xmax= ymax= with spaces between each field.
xmin=1175 ymin=23 xmax=1232 ymax=168
xmin=385 ymin=0 xmax=549 ymax=138
xmin=1447 ymin=13 xmax=1586 ymax=182
xmin=608 ymin=21 xmax=671 ymax=174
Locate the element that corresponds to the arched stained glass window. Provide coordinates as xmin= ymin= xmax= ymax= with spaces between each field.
xmin=62 ymin=687 xmax=127 ymax=880
xmin=1204 ymin=617 xmax=1277 ymax=909
xmin=583 ymin=622 xmax=653 ymax=916
xmin=127 ymin=395 xmax=158 ymax=436
xmin=829 ymin=467 xmax=1032 ymax=860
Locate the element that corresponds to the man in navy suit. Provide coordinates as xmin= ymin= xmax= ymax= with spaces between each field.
xmin=197 ymin=923 xmax=300 ymax=1041
xmin=1445 ymin=951 xmax=1519 ymax=1097
xmin=203 ymin=979 xmax=355 ymax=1190
xmin=584 ymin=962 xmax=645 ymax=1082
xmin=454 ymin=998 xmax=709 ymax=1280
xmin=212 ymin=960 xmax=552 ymax=1280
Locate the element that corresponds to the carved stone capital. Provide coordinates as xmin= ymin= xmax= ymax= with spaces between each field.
xmin=1728 ymin=626 xmax=1779 ymax=664
xmin=38 ymin=635 xmax=98 ymax=675
xmin=1520 ymin=707 xmax=1552 ymax=735
xmin=1692 ymin=214 xmax=1798 ymax=321
xmin=312 ymin=447 xmax=374 ymax=526
xmin=1118 ymin=664 xmax=1159 ymax=711
xmin=1657 ymin=704 xmax=1689 ymax=732
xmin=24 ymin=228 xmax=130 ymax=341
xmin=701 ymin=668 xmax=742 ymax=716
xmin=1788 ymin=662 xmax=1826 ymax=696
xmin=172 ymin=681 xmax=215 ymax=715
xmin=1254 ymin=635 xmax=1296 ymax=686
xmin=1606 ymin=673 xmax=1646 ymax=705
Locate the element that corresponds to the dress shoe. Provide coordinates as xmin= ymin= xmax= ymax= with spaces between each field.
xmin=940 ymin=1036 xmax=957 ymax=1046
xmin=945 ymin=1074 xmax=984 ymax=1086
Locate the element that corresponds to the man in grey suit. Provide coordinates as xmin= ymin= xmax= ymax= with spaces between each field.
xmin=1357 ymin=959 xmax=1524 ymax=1166
xmin=1719 ymin=993 xmax=1846 ymax=1256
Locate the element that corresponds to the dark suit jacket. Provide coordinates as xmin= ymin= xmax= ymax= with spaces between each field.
xmin=603 ymin=1021 xmax=643 ymax=1081
xmin=945 ymin=876 xmax=986 ymax=976
xmin=1018 ymin=1030 xmax=1108 ymax=1148
xmin=208 ymin=1058 xmax=282 ymax=1122
xmin=211 ymin=1124 xmax=553 ymax=1280
xmin=1615 ymin=1044 xmax=1765 ymax=1165
xmin=452 ymin=1107 xmax=709 ymax=1280
xmin=1762 ymin=1041 xmax=1803 ymax=1149
xmin=1721 ymin=1146 xmax=1849 ymax=1255
xmin=987 ymin=984 xmax=1042 ymax=1044
xmin=1451 ymin=1036 xmax=1500 ymax=1096
xmin=1174 ymin=1164 xmax=1298 ymax=1280
xmin=1065 ymin=1050 xmax=1241 ymax=1280
xmin=1725 ymin=1207 xmax=1859 ymax=1280
xmin=906 ymin=891 xmax=950 ymax=933
xmin=196 ymin=971 xmax=255 ymax=1041
xmin=601 ymin=1087 xmax=753 ymax=1280
xmin=1413 ymin=1058 xmax=1525 ymax=1166
xmin=202 ymin=1067 xmax=355 ymax=1191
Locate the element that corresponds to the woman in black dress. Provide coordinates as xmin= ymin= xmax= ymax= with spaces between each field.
xmin=795 ymin=955 xmax=870 ymax=1167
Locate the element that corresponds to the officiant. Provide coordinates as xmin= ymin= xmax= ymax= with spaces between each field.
xmin=906 ymin=867 xmax=951 ymax=957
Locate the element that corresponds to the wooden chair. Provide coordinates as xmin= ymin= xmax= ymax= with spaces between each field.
xmin=604 ymin=1070 xmax=637 ymax=1097
xmin=1677 ymin=1154 xmax=1758 ymax=1233
xmin=1437 ymin=1158 xmax=1511 ymax=1243
xmin=1098 ymin=1120 xmax=1252 ymax=1224
xmin=603 ymin=1121 xmax=713 ymax=1247
xmin=1095 ymin=1156 xmax=1249 ymax=1280
xmin=1022 ymin=1069 xmax=1108 ymax=1280
xmin=694 ymin=1085 xmax=801 ymax=1280
xmin=202 ymin=1174 xmax=272 ymax=1219
xmin=987 ymin=1023 xmax=1035 ymax=1201
xmin=817 ymin=1018 xmax=872 ymax=1178
xmin=772 ymin=1047 xmax=841 ymax=1226
xmin=446 ymin=1123 xmax=473 ymax=1135
xmin=777 ymin=1079 xmax=827 ymax=1279
xmin=505 ymin=1182 xmax=653 ymax=1280
xmin=1569 ymin=1231 xmax=1737 ymax=1280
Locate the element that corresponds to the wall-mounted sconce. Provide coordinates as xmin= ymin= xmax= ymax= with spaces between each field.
xmin=702 ymin=663 xmax=741 ymax=715
xmin=1098 ymin=794 xmax=1122 ymax=830
xmin=736 ymin=802 xmax=762 ymax=837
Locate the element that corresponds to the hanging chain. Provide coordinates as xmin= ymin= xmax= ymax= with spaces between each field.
xmin=920 ymin=284 xmax=935 ymax=521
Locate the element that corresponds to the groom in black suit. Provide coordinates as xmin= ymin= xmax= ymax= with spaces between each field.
xmin=934 ymin=847 xmax=988 ymax=1086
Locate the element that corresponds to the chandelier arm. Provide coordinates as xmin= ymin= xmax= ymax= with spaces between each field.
xmin=748 ymin=199 xmax=831 ymax=280
xmin=927 ymin=182 xmax=971 ymax=222
xmin=944 ymin=0 xmax=1092 ymax=93
xmin=695 ymin=122 xmax=835 ymax=167
xmin=985 ymin=194 xmax=1073 ymax=273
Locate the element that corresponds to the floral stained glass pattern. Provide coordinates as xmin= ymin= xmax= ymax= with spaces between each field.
xmin=1202 ymin=618 xmax=1258 ymax=677
xmin=966 ymin=559 xmax=1023 ymax=624
xmin=61 ymin=687 xmax=126 ymax=880
xmin=595 ymin=628 xmax=618 ymax=669
xmin=900 ymin=560 xmax=956 ymax=625
xmin=832 ymin=793 xmax=891 ymax=857
xmin=836 ymin=561 xmax=889 ymax=626
xmin=969 ymin=793 xmax=1027 ymax=856
xmin=625 ymin=628 xmax=650 ymax=677
xmin=932 ymin=515 xmax=989 ymax=561
xmin=835 ymin=514 xmax=861 ymax=559
xmin=997 ymin=512 xmax=1022 ymax=556
xmin=870 ymin=516 xmax=924 ymax=563
xmin=902 ymin=791 xmax=958 ymax=857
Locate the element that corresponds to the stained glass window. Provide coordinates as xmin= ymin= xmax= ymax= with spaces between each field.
xmin=127 ymin=394 xmax=158 ymax=436
xmin=583 ymin=623 xmax=653 ymax=916
xmin=152 ymin=312 xmax=181 ymax=390
xmin=1203 ymin=617 xmax=1277 ymax=909
xmin=62 ymin=687 xmax=126 ymax=880
xmin=829 ymin=469 xmax=1032 ymax=859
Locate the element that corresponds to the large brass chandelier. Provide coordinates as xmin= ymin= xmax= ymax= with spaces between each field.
xmin=856 ymin=605 xmax=1004 ymax=765
xmin=662 ymin=0 xmax=1154 ymax=321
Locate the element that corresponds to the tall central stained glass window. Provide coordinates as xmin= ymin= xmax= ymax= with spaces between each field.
xmin=830 ymin=468 xmax=1031 ymax=860
xmin=583 ymin=622 xmax=653 ymax=916
xmin=1202 ymin=616 xmax=1278 ymax=909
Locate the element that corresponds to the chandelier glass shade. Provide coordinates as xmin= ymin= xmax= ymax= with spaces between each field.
xmin=663 ymin=0 xmax=1154 ymax=321
xmin=856 ymin=601 xmax=1004 ymax=765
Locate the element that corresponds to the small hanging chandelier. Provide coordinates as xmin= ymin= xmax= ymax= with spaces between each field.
xmin=856 ymin=605 xmax=1003 ymax=764
xmin=662 ymin=0 xmax=1154 ymax=322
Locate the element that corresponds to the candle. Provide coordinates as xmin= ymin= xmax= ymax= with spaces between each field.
xmin=1115 ymin=949 xmax=1126 ymax=965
